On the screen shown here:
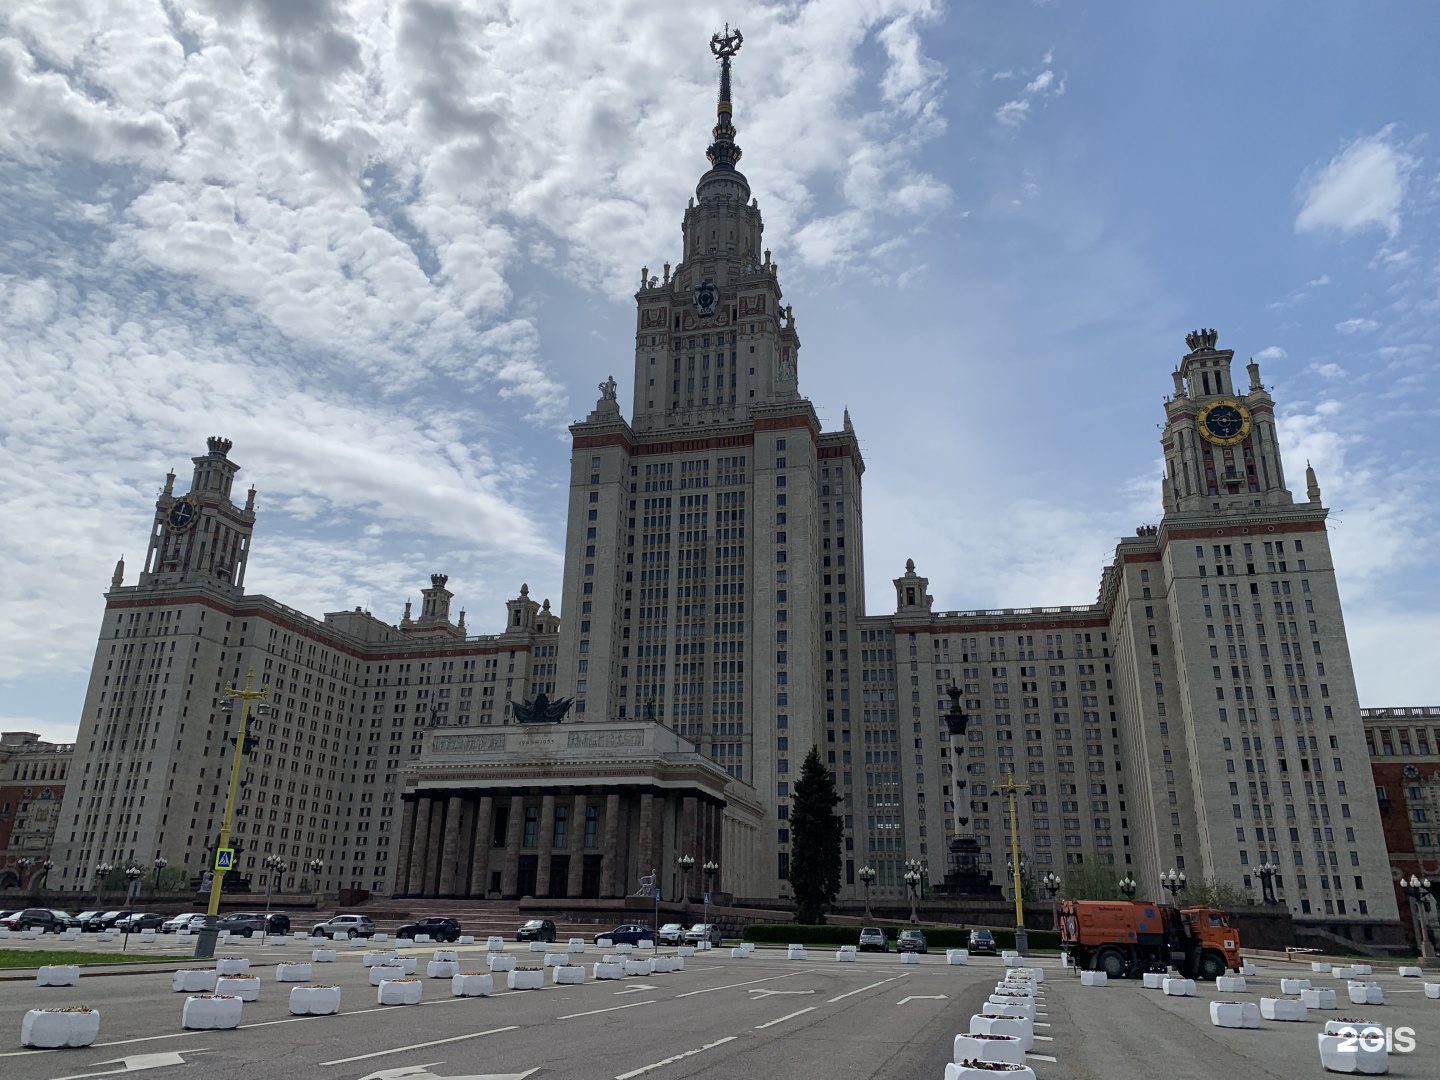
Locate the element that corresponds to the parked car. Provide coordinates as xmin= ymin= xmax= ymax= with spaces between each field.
xmin=178 ymin=914 xmax=222 ymax=933
xmin=49 ymin=910 xmax=82 ymax=931
xmin=219 ymin=911 xmax=290 ymax=937
xmin=517 ymin=919 xmax=557 ymax=943
xmin=0 ymin=907 xmax=69 ymax=933
xmin=81 ymin=910 xmax=134 ymax=932
xmin=115 ymin=912 xmax=166 ymax=932
xmin=658 ymin=922 xmax=687 ymax=946
xmin=858 ymin=927 xmax=889 ymax=952
xmin=897 ymin=928 xmax=928 ymax=954
xmin=683 ymin=922 xmax=723 ymax=946
xmin=310 ymin=914 xmax=375 ymax=939
xmin=968 ymin=928 xmax=998 ymax=956
xmin=397 ymin=916 xmax=462 ymax=942
xmin=73 ymin=910 xmax=102 ymax=928
xmin=594 ymin=923 xmax=654 ymax=946
xmin=161 ymin=912 xmax=201 ymax=933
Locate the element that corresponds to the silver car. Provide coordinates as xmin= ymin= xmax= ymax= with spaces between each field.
xmin=683 ymin=922 xmax=723 ymax=946
xmin=858 ymin=926 xmax=888 ymax=952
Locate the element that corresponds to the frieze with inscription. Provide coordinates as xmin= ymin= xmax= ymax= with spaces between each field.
xmin=431 ymin=734 xmax=505 ymax=754
xmin=566 ymin=730 xmax=647 ymax=750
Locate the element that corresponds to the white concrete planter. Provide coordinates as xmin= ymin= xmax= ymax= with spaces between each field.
xmin=1313 ymin=961 xmax=1333 ymax=973
xmin=944 ymin=1064 xmax=1036 ymax=1080
xmin=625 ymin=959 xmax=653 ymax=976
xmin=377 ymin=979 xmax=423 ymax=1005
xmin=637 ymin=940 xmax=655 ymax=950
xmin=427 ymin=961 xmax=459 ymax=979
xmin=488 ymin=954 xmax=517 ymax=972
xmin=552 ymin=965 xmax=586 ymax=985
xmin=276 ymin=963 xmax=313 ymax=983
xmin=372 ymin=933 xmax=390 ymax=942
xmin=457 ymin=935 xmax=475 ymax=945
xmin=139 ymin=930 xmax=157 ymax=943
xmin=1281 ymin=978 xmax=1313 ymax=994
xmin=615 ymin=943 xmax=634 ymax=954
xmin=650 ymin=957 xmax=674 ymax=973
xmin=370 ymin=965 xmax=408 ymax=986
xmin=601 ymin=954 xmax=626 ymax=964
xmin=1260 ymin=997 xmax=1309 ymax=1022
xmin=1317 ymin=1031 xmax=1389 ymax=1074
xmin=1240 ymin=962 xmax=1257 ymax=976
xmin=1017 ymin=967 xmax=1043 ymax=982
xmin=1209 ymin=1001 xmax=1261 ymax=1029
xmin=431 ymin=949 xmax=459 ymax=963
xmin=543 ymin=953 xmax=571 ymax=968
xmin=1164 ymin=978 xmax=1197 ymax=997
xmin=595 ymin=938 xmax=613 ymax=949
xmin=987 ymin=1002 xmax=1035 ymax=1021
xmin=1333 ymin=967 xmax=1356 ymax=980
xmin=1397 ymin=966 xmax=1422 ymax=978
xmin=348 ymin=938 xmax=368 ymax=948
xmin=58 ymin=928 xmax=80 ymax=941
xmin=953 ymin=1032 xmax=1026 ymax=1066
xmin=172 ymin=969 xmax=218 ymax=993
xmin=267 ymin=935 xmax=288 ymax=945
xmin=1004 ymin=955 xmax=1023 ymax=968
xmin=947 ymin=949 xmax=970 ymax=965
xmin=312 ymin=949 xmax=337 ymax=963
xmin=568 ymin=938 xmax=586 ymax=953
xmin=363 ymin=951 xmax=396 ymax=967
xmin=970 ymin=1013 xmax=1033 ymax=1051
xmin=1001 ymin=950 xmax=1018 ymax=959
xmin=175 ymin=931 xmax=191 ymax=941
xmin=835 ymin=949 xmax=857 ymax=962
xmin=900 ymin=952 xmax=919 ymax=965
xmin=182 ymin=994 xmax=243 ymax=1030
xmin=22 ymin=1007 xmax=100 ymax=1048
xmin=1080 ymin=971 xmax=1107 ymax=986
xmin=392 ymin=957 xmax=418 ymax=974
xmin=1346 ymin=983 xmax=1384 ymax=1006
xmin=0 ymin=928 xmax=9 ymax=939
xmin=506 ymin=969 xmax=545 ymax=990
xmin=215 ymin=957 xmax=250 ymax=976
xmin=414 ymin=934 xmax=431 ymax=943
xmin=677 ymin=945 xmax=696 ymax=957
xmin=593 ymin=963 xmax=624 ymax=980
xmin=1143 ymin=972 xmax=1166 ymax=989
xmin=1303 ymin=988 xmax=1340 ymax=1010
xmin=292 ymin=931 xmax=308 ymax=940
xmin=452 ymin=973 xmax=493 ymax=997
xmin=731 ymin=947 xmax=749 ymax=958
xmin=1425 ymin=983 xmax=1440 ymax=999
xmin=1324 ymin=1020 xmax=1383 ymax=1037
xmin=487 ymin=936 xmax=507 ymax=951
xmin=787 ymin=946 xmax=808 ymax=960
xmin=528 ymin=941 xmax=548 ymax=953
xmin=37 ymin=966 xmax=81 ymax=987
xmin=1216 ymin=976 xmax=1248 ymax=994
xmin=1351 ymin=965 xmax=1372 ymax=976
xmin=96 ymin=932 xmax=114 ymax=942
xmin=215 ymin=975 xmax=260 ymax=1001
xmin=22 ymin=928 xmax=44 ymax=940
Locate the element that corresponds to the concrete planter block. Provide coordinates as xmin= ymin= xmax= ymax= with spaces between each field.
xmin=1282 ymin=978 xmax=1313 ymax=994
xmin=601 ymin=954 xmax=626 ymax=964
xmin=427 ymin=961 xmax=459 ymax=979
xmin=945 ymin=1064 xmax=1035 ymax=1080
xmin=543 ymin=953 xmax=570 ymax=968
xmin=95 ymin=932 xmax=113 ymax=942
xmin=370 ymin=965 xmax=407 ymax=986
xmin=59 ymin=929 xmax=81 ymax=940
xmin=1312 ymin=961 xmax=1333 ymax=973
xmin=1425 ymin=983 xmax=1440 ymax=999
xmin=182 ymin=994 xmax=243 ymax=1030
xmin=488 ymin=955 xmax=517 ymax=972
xmin=1303 ymin=988 xmax=1339 ymax=1010
xmin=650 ymin=957 xmax=674 ymax=973
xmin=37 ymin=966 xmax=81 ymax=987
xmin=528 ymin=941 xmax=548 ymax=953
xmin=414 ymin=934 xmax=431 ymax=943
xmin=1317 ymin=1032 xmax=1389 ymax=1074
xmin=615 ymin=943 xmax=634 ymax=954
xmin=506 ymin=969 xmax=545 ymax=991
xmin=624 ymin=959 xmax=653 ymax=976
xmin=349 ymin=938 xmax=368 ymax=948
xmin=593 ymin=963 xmax=624 ymax=980
xmin=432 ymin=950 xmax=459 ymax=963
xmin=835 ymin=950 xmax=857 ymax=962
xmin=276 ymin=963 xmax=312 ymax=983
xmin=215 ymin=958 xmax=250 ymax=976
xmin=22 ymin=1007 xmax=100 ymax=1048
xmin=457 ymin=935 xmax=475 ymax=945
xmin=731 ymin=947 xmax=749 ymax=958
xmin=1001 ymin=950 xmax=1018 ymax=959
xmin=1351 ymin=965 xmax=1372 ymax=976
xmin=1080 ymin=971 xmax=1107 ymax=986
xmin=787 ymin=946 xmax=808 ymax=960
xmin=139 ymin=930 xmax=157 ymax=943
xmin=22 ymin=928 xmax=44 ymax=940
xmin=1164 ymin=978 xmax=1197 ymax=997
xmin=740 ymin=943 xmax=754 ymax=955
xmin=372 ymin=933 xmax=389 ymax=942
xmin=1143 ymin=973 xmax=1166 ymax=989
xmin=987 ymin=1002 xmax=1035 ymax=1021
xmin=1004 ymin=955 xmax=1023 ymax=968
xmin=292 ymin=931 xmax=308 ymax=940
xmin=1216 ymin=976 xmax=1248 ymax=993
xmin=552 ymin=965 xmax=586 ymax=985
xmin=1397 ymin=966 xmax=1422 ymax=978
xmin=393 ymin=957 xmax=418 ymax=974
xmin=363 ymin=951 xmax=395 ymax=967
xmin=377 ymin=979 xmax=423 ymax=1006
xmin=1332 ymin=967 xmax=1354 ymax=980
xmin=568 ymin=938 xmax=586 ymax=953
xmin=1210 ymin=1001 xmax=1261 ymax=1029
xmin=267 ymin=935 xmax=288 ymax=945
xmin=1325 ymin=1020 xmax=1383 ymax=1037
xmin=970 ymin=1013 xmax=1033 ymax=1051
xmin=678 ymin=946 xmax=696 ymax=957
xmin=0 ymin=928 xmax=9 ymax=939
xmin=595 ymin=938 xmax=613 ymax=948
xmin=452 ymin=973 xmax=493 ymax=997
xmin=1347 ymin=983 xmax=1384 ymax=1005
xmin=1260 ymin=997 xmax=1309 ymax=1021
xmin=289 ymin=985 xmax=341 ymax=1015
xmin=947 ymin=949 xmax=970 ymax=965
xmin=900 ymin=952 xmax=919 ymax=965
xmin=638 ymin=940 xmax=655 ymax=950
xmin=1240 ymin=962 xmax=1257 ymax=976
xmin=312 ymin=949 xmax=337 ymax=963
xmin=215 ymin=975 xmax=260 ymax=1001
xmin=487 ymin=936 xmax=507 ymax=951
xmin=954 ymin=1032 xmax=1026 ymax=1066
xmin=172 ymin=969 xmax=218 ymax=993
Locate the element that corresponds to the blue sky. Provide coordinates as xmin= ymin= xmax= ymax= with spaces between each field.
xmin=2 ymin=1 xmax=1437 ymax=744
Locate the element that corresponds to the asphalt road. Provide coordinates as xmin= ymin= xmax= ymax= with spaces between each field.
xmin=0 ymin=938 xmax=1436 ymax=1080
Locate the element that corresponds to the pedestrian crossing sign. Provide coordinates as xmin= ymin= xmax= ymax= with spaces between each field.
xmin=215 ymin=848 xmax=235 ymax=870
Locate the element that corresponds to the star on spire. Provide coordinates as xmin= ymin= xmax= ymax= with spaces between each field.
xmin=706 ymin=25 xmax=743 ymax=171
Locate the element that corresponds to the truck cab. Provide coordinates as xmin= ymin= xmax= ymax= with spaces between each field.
xmin=1060 ymin=898 xmax=1240 ymax=980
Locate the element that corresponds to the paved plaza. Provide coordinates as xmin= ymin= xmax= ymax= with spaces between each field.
xmin=0 ymin=937 xmax=1435 ymax=1080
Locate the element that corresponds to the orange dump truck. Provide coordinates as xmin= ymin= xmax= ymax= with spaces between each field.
xmin=1059 ymin=899 xmax=1242 ymax=980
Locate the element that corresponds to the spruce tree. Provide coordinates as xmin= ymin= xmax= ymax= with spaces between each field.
xmin=788 ymin=745 xmax=843 ymax=924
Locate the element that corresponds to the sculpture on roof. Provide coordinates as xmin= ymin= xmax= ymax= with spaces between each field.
xmin=511 ymin=690 xmax=575 ymax=724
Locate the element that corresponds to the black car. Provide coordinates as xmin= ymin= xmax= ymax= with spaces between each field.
xmin=218 ymin=911 xmax=291 ymax=937
xmin=594 ymin=923 xmax=655 ymax=946
xmin=968 ymin=928 xmax=998 ymax=955
xmin=82 ymin=909 xmax=134 ymax=932
xmin=517 ymin=919 xmax=556 ymax=943
xmin=115 ymin=912 xmax=166 ymax=932
xmin=897 ymin=928 xmax=928 ymax=954
xmin=397 ymin=916 xmax=462 ymax=942
xmin=0 ymin=907 xmax=70 ymax=933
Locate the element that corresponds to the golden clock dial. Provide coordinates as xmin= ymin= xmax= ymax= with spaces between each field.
xmin=167 ymin=495 xmax=200 ymax=531
xmin=1197 ymin=398 xmax=1252 ymax=446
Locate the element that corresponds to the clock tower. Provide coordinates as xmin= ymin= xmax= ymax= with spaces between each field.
xmin=138 ymin=436 xmax=255 ymax=592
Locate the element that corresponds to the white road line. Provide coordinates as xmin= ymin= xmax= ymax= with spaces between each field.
xmin=614 ymin=987 xmax=653 ymax=994
xmin=1033 ymin=1034 xmax=1055 ymax=1041
xmin=754 ymin=1006 xmax=817 ymax=1029
xmin=1034 ymin=1021 xmax=1051 ymax=1028
xmin=674 ymin=973 xmax=798 ymax=997
xmin=614 ymin=1036 xmax=738 ymax=1080
xmin=1027 ymin=1053 xmax=1059 ymax=1062
xmin=558 ymin=1001 xmax=656 ymax=1020
xmin=319 ymin=1026 xmax=519 ymax=1066
xmin=827 ymin=974 xmax=909 ymax=1003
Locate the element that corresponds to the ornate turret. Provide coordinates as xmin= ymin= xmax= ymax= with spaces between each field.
xmin=705 ymin=26 xmax=743 ymax=172
xmin=1306 ymin=461 xmax=1322 ymax=505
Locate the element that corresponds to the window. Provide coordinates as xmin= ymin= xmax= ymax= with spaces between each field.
xmin=522 ymin=806 xmax=539 ymax=848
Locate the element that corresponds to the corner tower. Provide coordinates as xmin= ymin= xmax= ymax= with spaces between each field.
xmin=139 ymin=437 xmax=255 ymax=593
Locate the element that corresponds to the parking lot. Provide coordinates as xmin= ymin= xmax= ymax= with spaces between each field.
xmin=0 ymin=935 xmax=1436 ymax=1080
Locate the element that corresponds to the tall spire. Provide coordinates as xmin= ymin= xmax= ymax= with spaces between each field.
xmin=706 ymin=25 xmax=743 ymax=172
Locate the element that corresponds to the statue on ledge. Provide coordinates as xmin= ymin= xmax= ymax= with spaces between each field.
xmin=511 ymin=690 xmax=575 ymax=724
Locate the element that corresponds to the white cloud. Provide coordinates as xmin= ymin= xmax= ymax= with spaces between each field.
xmin=1295 ymin=127 xmax=1416 ymax=238
xmin=995 ymin=99 xmax=1031 ymax=127
xmin=995 ymin=49 xmax=1065 ymax=127
xmin=1335 ymin=317 xmax=1379 ymax=334
xmin=1309 ymin=362 xmax=1346 ymax=379
xmin=1255 ymin=345 xmax=1288 ymax=362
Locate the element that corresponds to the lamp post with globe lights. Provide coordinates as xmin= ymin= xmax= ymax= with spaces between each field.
xmin=124 ymin=863 xmax=143 ymax=900
xmin=858 ymin=865 xmax=876 ymax=920
xmin=307 ymin=858 xmax=324 ymax=896
xmin=152 ymin=857 xmax=168 ymax=895
xmin=1160 ymin=868 xmax=1187 ymax=904
xmin=92 ymin=861 xmax=113 ymax=906
xmin=1255 ymin=860 xmax=1279 ymax=905
xmin=1041 ymin=871 xmax=1062 ymax=930
xmin=702 ymin=860 xmax=718 ymax=947
xmin=1118 ymin=874 xmax=1138 ymax=899
xmin=1401 ymin=874 xmax=1436 ymax=965
xmin=263 ymin=854 xmax=287 ymax=934
xmin=903 ymin=860 xmax=928 ymax=925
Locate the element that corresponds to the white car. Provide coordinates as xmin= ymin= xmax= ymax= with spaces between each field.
xmin=658 ymin=922 xmax=686 ymax=946
xmin=162 ymin=912 xmax=202 ymax=933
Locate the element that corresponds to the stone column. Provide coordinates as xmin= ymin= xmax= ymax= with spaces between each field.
xmin=636 ymin=791 xmax=654 ymax=887
xmin=600 ymin=791 xmax=621 ymax=897
xmin=437 ymin=794 xmax=464 ymax=896
xmin=468 ymin=794 xmax=494 ymax=897
xmin=566 ymin=792 xmax=587 ymax=898
xmin=534 ymin=793 xmax=557 ymax=897
xmin=500 ymin=793 xmax=524 ymax=899
xmin=681 ymin=795 xmax=699 ymax=897
xmin=421 ymin=799 xmax=444 ymax=895
xmin=649 ymin=793 xmax=665 ymax=880
xmin=393 ymin=798 xmax=416 ymax=896
xmin=406 ymin=795 xmax=432 ymax=895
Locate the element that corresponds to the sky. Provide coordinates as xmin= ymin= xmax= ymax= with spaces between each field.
xmin=2 ymin=1 xmax=1437 ymax=745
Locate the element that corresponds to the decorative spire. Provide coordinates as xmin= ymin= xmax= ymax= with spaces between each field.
xmin=705 ymin=25 xmax=743 ymax=171
xmin=111 ymin=555 xmax=125 ymax=588
xmin=1306 ymin=460 xmax=1322 ymax=504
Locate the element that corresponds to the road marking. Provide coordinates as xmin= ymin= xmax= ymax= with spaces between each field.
xmin=754 ymin=1007 xmax=817 ymax=1029
xmin=827 ymin=974 xmax=909 ymax=1003
xmin=1033 ymin=1035 xmax=1054 ymax=1042
xmin=320 ymin=1027 xmax=519 ymax=1066
xmin=1027 ymin=1053 xmax=1058 ymax=1063
xmin=614 ymin=1037 xmax=738 ymax=1080
xmin=558 ymin=1001 xmax=656 ymax=1020
xmin=614 ymin=987 xmax=655 ymax=994
xmin=674 ymin=973 xmax=798 ymax=997
xmin=896 ymin=994 xmax=948 ymax=1005
xmin=747 ymin=988 xmax=815 ymax=996
xmin=356 ymin=1068 xmax=539 ymax=1080
xmin=1034 ymin=1022 xmax=1051 ymax=1028
xmin=46 ymin=1050 xmax=208 ymax=1080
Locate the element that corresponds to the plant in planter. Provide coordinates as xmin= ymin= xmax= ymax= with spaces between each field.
xmin=970 ymin=1013 xmax=1033 ymax=1051
xmin=953 ymin=1033 xmax=1025 ymax=1066
xmin=506 ymin=969 xmax=545 ymax=991
xmin=215 ymin=975 xmax=261 ymax=1001
xmin=377 ymin=978 xmax=423 ymax=1006
xmin=182 ymin=994 xmax=243 ymax=1030
xmin=944 ymin=1061 xmax=1036 ymax=1080
xmin=37 ymin=966 xmax=81 ymax=987
xmin=1208 ymin=1001 xmax=1261 ymax=1029
xmin=452 ymin=973 xmax=494 ymax=997
xmin=215 ymin=957 xmax=250 ymax=976
xmin=1325 ymin=1019 xmax=1384 ymax=1037
xmin=21 ymin=1006 xmax=100 ymax=1049
xmin=1301 ymin=988 xmax=1339 ymax=1010
xmin=487 ymin=954 xmax=517 ymax=972
xmin=1317 ymin=1031 xmax=1389 ymax=1074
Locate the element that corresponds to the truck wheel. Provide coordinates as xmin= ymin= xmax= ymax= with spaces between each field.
xmin=1197 ymin=951 xmax=1227 ymax=981
xmin=1098 ymin=949 xmax=1127 ymax=979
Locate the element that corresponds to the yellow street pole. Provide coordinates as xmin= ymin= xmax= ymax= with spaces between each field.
xmin=206 ymin=671 xmax=268 ymax=917
xmin=994 ymin=769 xmax=1029 ymax=956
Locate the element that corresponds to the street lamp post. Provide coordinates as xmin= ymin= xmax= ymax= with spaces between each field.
xmin=1160 ymin=867 xmax=1187 ymax=904
xmin=37 ymin=859 xmax=53 ymax=895
xmin=677 ymin=853 xmax=694 ymax=921
xmin=858 ymin=865 xmax=876 ymax=920
xmin=17 ymin=857 xmax=34 ymax=896
xmin=93 ymin=862 xmax=113 ymax=907
xmin=124 ymin=864 xmax=143 ymax=900
xmin=991 ymin=773 xmax=1033 ymax=956
xmin=152 ymin=857 xmax=168 ymax=895
xmin=1041 ymin=871 xmax=1062 ymax=930
xmin=207 ymin=674 xmax=271 ymax=921
xmin=904 ymin=860 xmax=926 ymax=925
xmin=1255 ymin=861 xmax=1278 ymax=905
xmin=1118 ymin=874 xmax=1138 ymax=899
xmin=308 ymin=858 xmax=324 ymax=897
xmin=263 ymin=854 xmax=287 ymax=935
xmin=1402 ymin=874 xmax=1436 ymax=965
xmin=702 ymin=860 xmax=718 ymax=949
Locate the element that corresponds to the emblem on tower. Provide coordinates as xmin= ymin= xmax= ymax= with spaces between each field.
xmin=705 ymin=26 xmax=743 ymax=171
xmin=694 ymin=278 xmax=718 ymax=317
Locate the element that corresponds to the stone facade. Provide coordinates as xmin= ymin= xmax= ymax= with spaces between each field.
xmin=0 ymin=732 xmax=72 ymax=890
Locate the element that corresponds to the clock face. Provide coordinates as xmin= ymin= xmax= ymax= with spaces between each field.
xmin=1198 ymin=398 xmax=1252 ymax=446
xmin=167 ymin=497 xmax=198 ymax=531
